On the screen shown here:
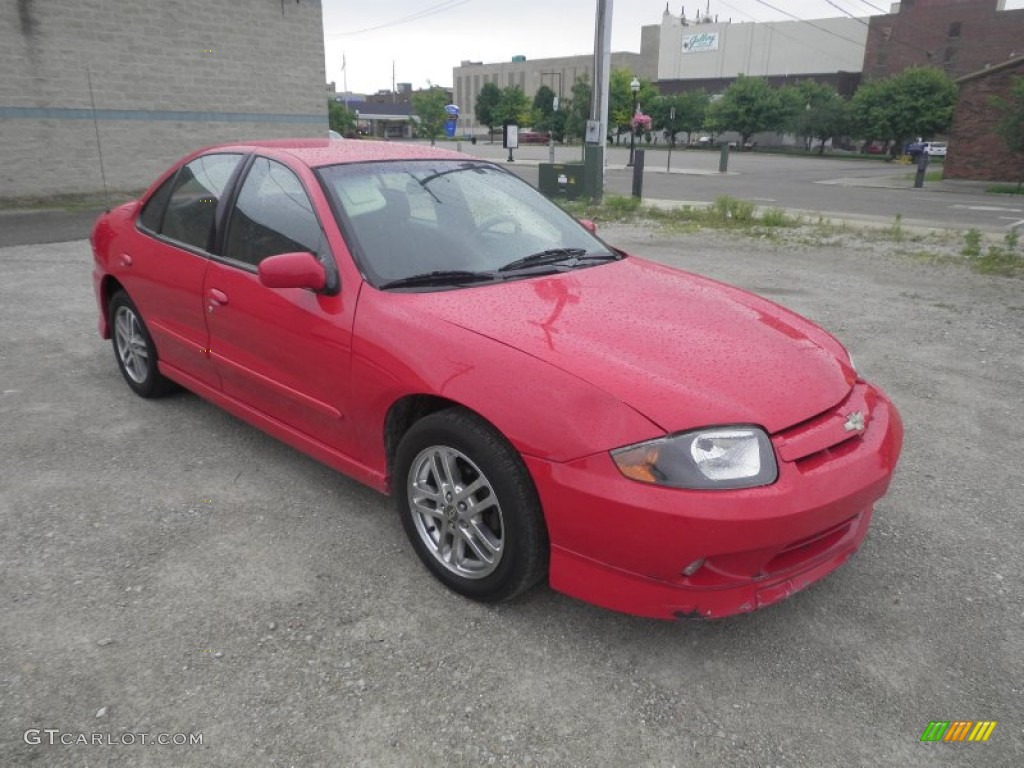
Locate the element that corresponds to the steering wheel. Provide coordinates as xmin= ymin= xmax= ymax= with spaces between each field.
xmin=476 ymin=215 xmax=522 ymax=237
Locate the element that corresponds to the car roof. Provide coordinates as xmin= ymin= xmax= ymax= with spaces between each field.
xmin=195 ymin=138 xmax=470 ymax=168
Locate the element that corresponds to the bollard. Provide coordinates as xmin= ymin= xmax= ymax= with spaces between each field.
xmin=914 ymin=150 xmax=929 ymax=188
xmin=632 ymin=149 xmax=645 ymax=199
xmin=719 ymin=143 xmax=730 ymax=173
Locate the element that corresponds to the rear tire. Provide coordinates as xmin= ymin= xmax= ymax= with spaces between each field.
xmin=394 ymin=408 xmax=548 ymax=603
xmin=109 ymin=290 xmax=176 ymax=398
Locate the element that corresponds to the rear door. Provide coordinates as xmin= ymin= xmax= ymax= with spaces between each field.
xmin=203 ymin=156 xmax=356 ymax=452
xmin=124 ymin=152 xmax=244 ymax=388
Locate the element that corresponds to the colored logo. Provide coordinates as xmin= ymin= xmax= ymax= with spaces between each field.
xmin=920 ymin=721 xmax=997 ymax=742
xmin=682 ymin=32 xmax=719 ymax=53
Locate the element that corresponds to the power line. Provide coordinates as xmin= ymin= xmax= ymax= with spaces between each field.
xmin=750 ymin=0 xmax=867 ymax=47
xmin=822 ymin=0 xmax=870 ymax=27
xmin=327 ymin=0 xmax=473 ymax=38
xmin=716 ymin=0 xmax=863 ymax=68
xmin=820 ymin=0 xmax=936 ymax=58
xmin=849 ymin=0 xmax=891 ymax=15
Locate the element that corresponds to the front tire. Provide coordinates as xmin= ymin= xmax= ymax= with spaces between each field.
xmin=109 ymin=290 xmax=176 ymax=398
xmin=394 ymin=408 xmax=548 ymax=603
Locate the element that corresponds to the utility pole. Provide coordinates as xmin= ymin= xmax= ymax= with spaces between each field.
xmin=586 ymin=0 xmax=612 ymax=201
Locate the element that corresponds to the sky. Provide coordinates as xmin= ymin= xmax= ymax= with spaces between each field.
xmin=322 ymin=0 xmax=1024 ymax=95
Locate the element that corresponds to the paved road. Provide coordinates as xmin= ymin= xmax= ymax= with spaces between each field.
xmin=3 ymin=228 xmax=1021 ymax=766
xmin=2 ymin=144 xmax=1019 ymax=248
xmin=0 ymin=208 xmax=104 ymax=248
xmin=463 ymin=141 xmax=1023 ymax=234
xmin=2 ymin=144 xmax=1015 ymax=249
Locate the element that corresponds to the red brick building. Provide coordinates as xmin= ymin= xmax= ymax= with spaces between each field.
xmin=863 ymin=0 xmax=1024 ymax=81
xmin=944 ymin=57 xmax=1024 ymax=182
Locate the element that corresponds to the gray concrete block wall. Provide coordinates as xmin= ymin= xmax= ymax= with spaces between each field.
xmin=1 ymin=0 xmax=327 ymax=198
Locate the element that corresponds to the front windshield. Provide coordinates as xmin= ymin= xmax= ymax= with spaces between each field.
xmin=317 ymin=160 xmax=615 ymax=289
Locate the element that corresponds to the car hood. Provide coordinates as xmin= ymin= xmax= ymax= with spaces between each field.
xmin=411 ymin=257 xmax=856 ymax=434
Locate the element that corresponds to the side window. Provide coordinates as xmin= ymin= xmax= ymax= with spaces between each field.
xmin=225 ymin=157 xmax=322 ymax=267
xmin=161 ymin=153 xmax=242 ymax=251
xmin=138 ymin=174 xmax=175 ymax=233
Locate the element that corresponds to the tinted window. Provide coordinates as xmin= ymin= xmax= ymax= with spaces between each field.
xmin=161 ymin=153 xmax=242 ymax=251
xmin=318 ymin=161 xmax=610 ymax=286
xmin=138 ymin=175 xmax=175 ymax=233
xmin=225 ymin=157 xmax=323 ymax=267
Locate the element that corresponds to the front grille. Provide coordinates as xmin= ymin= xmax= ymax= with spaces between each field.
xmin=773 ymin=382 xmax=875 ymax=466
xmin=762 ymin=516 xmax=857 ymax=575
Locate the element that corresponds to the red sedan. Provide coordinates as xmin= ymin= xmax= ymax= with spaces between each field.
xmin=91 ymin=140 xmax=902 ymax=619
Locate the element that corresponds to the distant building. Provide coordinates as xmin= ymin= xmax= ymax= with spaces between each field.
xmin=346 ymin=87 xmax=452 ymax=140
xmin=944 ymin=57 xmax=1024 ymax=182
xmin=653 ymin=7 xmax=866 ymax=96
xmin=864 ymin=0 xmax=1024 ymax=81
xmin=1 ymin=0 xmax=326 ymax=198
xmin=452 ymin=34 xmax=658 ymax=132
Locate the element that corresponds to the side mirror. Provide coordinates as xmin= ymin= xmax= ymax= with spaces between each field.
xmin=258 ymin=251 xmax=326 ymax=291
xmin=579 ymin=218 xmax=597 ymax=234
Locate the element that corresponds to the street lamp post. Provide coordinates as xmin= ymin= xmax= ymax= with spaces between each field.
xmin=541 ymin=71 xmax=563 ymax=165
xmin=627 ymin=76 xmax=640 ymax=167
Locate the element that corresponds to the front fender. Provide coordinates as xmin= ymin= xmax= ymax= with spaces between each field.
xmin=350 ymin=286 xmax=662 ymax=474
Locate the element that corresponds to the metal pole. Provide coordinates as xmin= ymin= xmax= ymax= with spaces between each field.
xmin=627 ymin=91 xmax=637 ymax=167
xmin=666 ymin=106 xmax=675 ymax=172
xmin=589 ymin=0 xmax=612 ymax=201
xmin=632 ymin=149 xmax=645 ymax=198
xmin=914 ymin=150 xmax=929 ymax=188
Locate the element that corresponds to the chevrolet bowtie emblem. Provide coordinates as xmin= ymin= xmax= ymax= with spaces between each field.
xmin=843 ymin=411 xmax=865 ymax=432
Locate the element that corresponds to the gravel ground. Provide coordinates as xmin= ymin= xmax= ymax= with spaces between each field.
xmin=1 ymin=223 xmax=1022 ymax=767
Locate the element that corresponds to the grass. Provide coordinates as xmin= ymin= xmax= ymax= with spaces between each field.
xmin=560 ymin=194 xmax=800 ymax=232
xmin=986 ymin=183 xmax=1024 ymax=195
xmin=0 ymin=190 xmax=142 ymax=211
xmin=560 ymin=194 xmax=1023 ymax=279
xmin=962 ymin=228 xmax=983 ymax=258
xmin=959 ymin=227 xmax=1022 ymax=277
xmin=902 ymin=170 xmax=944 ymax=182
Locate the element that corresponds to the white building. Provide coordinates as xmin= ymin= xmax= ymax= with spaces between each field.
xmin=654 ymin=7 xmax=867 ymax=92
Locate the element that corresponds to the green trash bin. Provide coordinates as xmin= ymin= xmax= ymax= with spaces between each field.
xmin=538 ymin=162 xmax=585 ymax=200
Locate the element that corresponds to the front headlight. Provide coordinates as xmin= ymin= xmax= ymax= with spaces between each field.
xmin=611 ymin=427 xmax=777 ymax=490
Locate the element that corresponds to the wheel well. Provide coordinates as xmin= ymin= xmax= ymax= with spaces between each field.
xmin=100 ymin=275 xmax=125 ymax=316
xmin=383 ymin=395 xmax=473 ymax=493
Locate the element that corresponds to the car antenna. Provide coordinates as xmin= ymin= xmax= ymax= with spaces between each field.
xmin=86 ymin=65 xmax=113 ymax=211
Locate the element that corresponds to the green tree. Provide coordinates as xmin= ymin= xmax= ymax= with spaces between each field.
xmin=533 ymin=84 xmax=556 ymax=130
xmin=714 ymin=75 xmax=785 ymax=145
xmin=609 ymin=69 xmax=659 ymax=142
xmin=781 ymin=81 xmax=850 ymax=153
xmin=327 ymin=99 xmax=356 ymax=136
xmin=411 ymin=86 xmax=449 ymax=146
xmin=990 ymin=75 xmax=1024 ymax=189
xmin=547 ymin=108 xmax=569 ymax=143
xmin=475 ymin=82 xmax=502 ymax=142
xmin=493 ymin=85 xmax=533 ymax=128
xmin=651 ymin=90 xmax=709 ymax=144
xmin=852 ymin=67 xmax=956 ymax=152
xmin=564 ymin=77 xmax=592 ymax=143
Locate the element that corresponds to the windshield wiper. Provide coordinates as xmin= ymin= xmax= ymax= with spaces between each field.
xmin=497 ymin=248 xmax=618 ymax=273
xmin=379 ymin=270 xmax=497 ymax=290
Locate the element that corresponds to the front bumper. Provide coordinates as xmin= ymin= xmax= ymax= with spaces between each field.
xmin=525 ymin=382 xmax=903 ymax=619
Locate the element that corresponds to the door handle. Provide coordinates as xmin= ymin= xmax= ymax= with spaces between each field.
xmin=207 ymin=288 xmax=229 ymax=305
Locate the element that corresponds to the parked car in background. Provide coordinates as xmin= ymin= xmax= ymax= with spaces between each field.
xmin=904 ymin=140 xmax=947 ymax=159
xmin=517 ymin=131 xmax=550 ymax=144
xmin=90 ymin=139 xmax=903 ymax=620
